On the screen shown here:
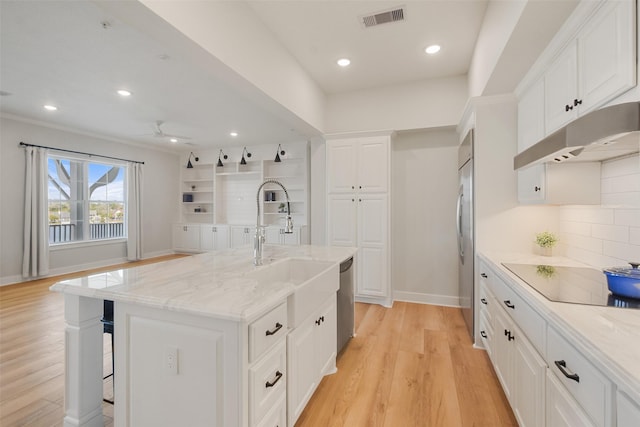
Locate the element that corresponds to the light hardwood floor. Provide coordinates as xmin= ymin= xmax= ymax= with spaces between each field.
xmin=1 ymin=258 xmax=516 ymax=426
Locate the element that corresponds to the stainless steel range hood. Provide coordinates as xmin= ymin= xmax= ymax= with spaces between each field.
xmin=514 ymin=102 xmax=640 ymax=170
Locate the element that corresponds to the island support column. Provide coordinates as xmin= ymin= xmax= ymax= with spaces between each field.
xmin=63 ymin=294 xmax=104 ymax=427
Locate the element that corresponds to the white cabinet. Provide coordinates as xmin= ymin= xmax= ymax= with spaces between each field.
xmin=264 ymin=225 xmax=307 ymax=246
xmin=199 ymin=225 xmax=229 ymax=251
xmin=517 ymin=81 xmax=602 ymax=205
xmin=230 ymin=225 xmax=253 ymax=248
xmin=172 ymin=224 xmax=200 ymax=252
xmin=617 ymin=391 xmax=640 ymax=427
xmin=543 ymin=0 xmax=636 ymax=134
xmin=327 ymin=134 xmax=391 ymax=306
xmin=546 ymin=368 xmax=596 ymax=427
xmin=287 ymin=295 xmax=337 ymax=427
xmin=327 ymin=136 xmax=388 ymax=194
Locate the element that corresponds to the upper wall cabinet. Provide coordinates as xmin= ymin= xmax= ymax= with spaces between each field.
xmin=544 ymin=0 xmax=636 ymax=134
xmin=326 ymin=136 xmax=389 ymax=194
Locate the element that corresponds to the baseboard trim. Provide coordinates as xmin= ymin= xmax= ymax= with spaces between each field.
xmin=393 ymin=290 xmax=460 ymax=308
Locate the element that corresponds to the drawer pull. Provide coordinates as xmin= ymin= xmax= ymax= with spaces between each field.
xmin=480 ymin=331 xmax=487 ymax=339
xmin=554 ymin=360 xmax=580 ymax=383
xmin=265 ymin=322 xmax=283 ymax=336
xmin=481 ymin=273 xmax=488 ymax=278
xmin=504 ymin=300 xmax=515 ymax=309
xmin=265 ymin=370 xmax=283 ymax=388
xmin=481 ymin=298 xmax=487 ymax=305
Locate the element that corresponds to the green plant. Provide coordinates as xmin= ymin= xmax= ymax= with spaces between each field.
xmin=535 ymin=231 xmax=558 ymax=248
xmin=536 ymin=265 xmax=556 ymax=278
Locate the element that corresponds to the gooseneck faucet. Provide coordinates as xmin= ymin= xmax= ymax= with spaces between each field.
xmin=254 ymin=179 xmax=293 ymax=265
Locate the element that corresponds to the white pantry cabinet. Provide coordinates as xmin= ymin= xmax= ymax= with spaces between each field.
xmin=287 ymin=294 xmax=337 ymax=427
xmin=544 ymin=0 xmax=636 ymax=134
xmin=326 ymin=134 xmax=392 ymax=306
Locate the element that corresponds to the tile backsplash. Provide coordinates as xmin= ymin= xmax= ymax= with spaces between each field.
xmin=558 ymin=154 xmax=640 ymax=267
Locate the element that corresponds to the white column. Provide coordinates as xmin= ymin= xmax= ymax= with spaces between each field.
xmin=63 ymin=294 xmax=104 ymax=427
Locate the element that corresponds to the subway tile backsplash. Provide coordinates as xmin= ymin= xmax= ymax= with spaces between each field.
xmin=558 ymin=154 xmax=640 ymax=267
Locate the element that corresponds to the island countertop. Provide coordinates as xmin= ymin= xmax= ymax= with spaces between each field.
xmin=50 ymin=244 xmax=357 ymax=323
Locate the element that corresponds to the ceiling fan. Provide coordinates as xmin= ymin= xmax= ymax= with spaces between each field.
xmin=146 ymin=120 xmax=192 ymax=141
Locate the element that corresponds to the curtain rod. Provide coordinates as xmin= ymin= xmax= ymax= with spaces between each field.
xmin=19 ymin=142 xmax=145 ymax=165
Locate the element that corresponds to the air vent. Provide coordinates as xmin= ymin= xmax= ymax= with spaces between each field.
xmin=361 ymin=7 xmax=405 ymax=28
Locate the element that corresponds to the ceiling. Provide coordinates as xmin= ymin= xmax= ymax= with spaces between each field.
xmin=0 ymin=1 xmax=572 ymax=152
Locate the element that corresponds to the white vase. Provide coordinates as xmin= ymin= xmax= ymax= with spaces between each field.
xmin=540 ymin=246 xmax=552 ymax=257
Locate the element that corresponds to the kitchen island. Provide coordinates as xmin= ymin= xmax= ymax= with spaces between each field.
xmin=479 ymin=252 xmax=640 ymax=426
xmin=50 ymin=244 xmax=357 ymax=427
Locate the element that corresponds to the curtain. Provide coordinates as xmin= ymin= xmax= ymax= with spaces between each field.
xmin=22 ymin=147 xmax=49 ymax=278
xmin=127 ymin=162 xmax=143 ymax=261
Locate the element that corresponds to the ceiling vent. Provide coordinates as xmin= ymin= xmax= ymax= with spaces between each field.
xmin=360 ymin=6 xmax=405 ymax=28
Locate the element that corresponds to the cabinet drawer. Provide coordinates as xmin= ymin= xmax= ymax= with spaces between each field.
xmin=546 ymin=368 xmax=597 ymax=427
xmin=547 ymin=326 xmax=613 ymax=427
xmin=249 ymin=303 xmax=288 ymax=363
xmin=488 ymin=271 xmax=545 ymax=353
xmin=479 ymin=309 xmax=493 ymax=360
xmin=249 ymin=342 xmax=287 ymax=427
xmin=255 ymin=395 xmax=286 ymax=427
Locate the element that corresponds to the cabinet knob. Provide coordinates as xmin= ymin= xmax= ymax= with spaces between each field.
xmin=212 ymin=227 xmax=217 ymax=232
xmin=554 ymin=360 xmax=580 ymax=382
xmin=351 ymin=186 xmax=355 ymax=189
xmin=504 ymin=300 xmax=515 ymax=309
xmin=534 ymin=186 xmax=541 ymax=192
xmin=565 ymin=104 xmax=573 ymax=112
xmin=359 ymin=186 xmax=362 ymax=189
xmin=480 ymin=273 xmax=488 ymax=278
xmin=480 ymin=331 xmax=487 ymax=339
xmin=352 ymin=199 xmax=355 ymax=202
xmin=574 ymin=98 xmax=582 ymax=107
xmin=481 ymin=298 xmax=487 ymax=305
xmin=359 ymin=199 xmax=362 ymax=202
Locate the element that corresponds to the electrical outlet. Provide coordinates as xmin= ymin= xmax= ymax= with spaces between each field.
xmin=165 ymin=346 xmax=178 ymax=375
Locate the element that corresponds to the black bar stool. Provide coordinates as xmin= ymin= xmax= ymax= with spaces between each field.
xmin=102 ymin=300 xmax=114 ymax=404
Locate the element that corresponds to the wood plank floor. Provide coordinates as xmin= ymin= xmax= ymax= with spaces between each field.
xmin=295 ymin=302 xmax=517 ymax=427
xmin=0 ymin=255 xmax=186 ymax=427
xmin=1 ymin=257 xmax=516 ymax=426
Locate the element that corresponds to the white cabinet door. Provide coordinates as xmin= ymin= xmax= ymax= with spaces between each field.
xmin=357 ymin=194 xmax=388 ymax=298
xmin=287 ymin=296 xmax=337 ymax=427
xmin=172 ymin=224 xmax=200 ymax=252
xmin=230 ymin=226 xmax=252 ymax=248
xmin=518 ymin=78 xmax=546 ymax=151
xmin=546 ymin=369 xmax=596 ymax=427
xmin=327 ymin=194 xmax=357 ymax=247
xmin=617 ymin=391 xmax=640 ymax=427
xmin=517 ymin=165 xmax=546 ymax=204
xmin=513 ymin=328 xmax=546 ymax=427
xmin=357 ymin=137 xmax=389 ymax=193
xmin=264 ymin=226 xmax=301 ymax=245
xmin=200 ymin=225 xmax=230 ymax=251
xmin=578 ymin=0 xmax=636 ymax=113
xmin=545 ymin=40 xmax=579 ymax=133
xmin=326 ymin=140 xmax=357 ymax=193
xmin=493 ymin=308 xmax=514 ymax=403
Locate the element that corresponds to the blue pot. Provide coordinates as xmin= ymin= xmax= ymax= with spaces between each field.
xmin=603 ymin=263 xmax=640 ymax=299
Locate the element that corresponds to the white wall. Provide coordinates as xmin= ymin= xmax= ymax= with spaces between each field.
xmin=558 ymin=155 xmax=640 ymax=267
xmin=325 ymin=76 xmax=468 ymax=134
xmin=391 ymin=128 xmax=460 ymax=306
xmin=0 ymin=116 xmax=179 ymax=285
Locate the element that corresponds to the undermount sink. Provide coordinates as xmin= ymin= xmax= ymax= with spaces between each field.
xmin=248 ymin=258 xmax=339 ymax=328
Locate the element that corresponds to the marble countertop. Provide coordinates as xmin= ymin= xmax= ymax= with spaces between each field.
xmin=50 ymin=245 xmax=357 ymax=323
xmin=480 ymin=251 xmax=640 ymax=403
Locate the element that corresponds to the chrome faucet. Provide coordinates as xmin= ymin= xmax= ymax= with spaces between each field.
xmin=254 ymin=179 xmax=293 ymax=265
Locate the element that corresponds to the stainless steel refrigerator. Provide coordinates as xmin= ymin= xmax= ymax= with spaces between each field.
xmin=457 ymin=130 xmax=474 ymax=340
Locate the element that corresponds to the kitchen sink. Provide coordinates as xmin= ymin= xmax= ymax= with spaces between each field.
xmin=247 ymin=258 xmax=339 ymax=328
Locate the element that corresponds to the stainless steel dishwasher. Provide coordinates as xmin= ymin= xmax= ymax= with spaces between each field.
xmin=337 ymin=257 xmax=354 ymax=354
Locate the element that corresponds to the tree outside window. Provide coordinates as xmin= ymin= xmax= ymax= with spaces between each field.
xmin=48 ymin=157 xmax=126 ymax=244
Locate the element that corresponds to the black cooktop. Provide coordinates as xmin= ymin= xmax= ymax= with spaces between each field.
xmin=501 ymin=263 xmax=640 ymax=309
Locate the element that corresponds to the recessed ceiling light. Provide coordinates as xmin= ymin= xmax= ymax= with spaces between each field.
xmin=117 ymin=89 xmax=132 ymax=97
xmin=43 ymin=105 xmax=58 ymax=111
xmin=337 ymin=58 xmax=351 ymax=67
xmin=425 ymin=45 xmax=441 ymax=55
xmin=230 ymin=132 xmax=238 ymax=137
xmin=169 ymin=138 xmax=178 ymax=143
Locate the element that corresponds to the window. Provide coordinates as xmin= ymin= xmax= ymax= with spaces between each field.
xmin=47 ymin=156 xmax=126 ymax=244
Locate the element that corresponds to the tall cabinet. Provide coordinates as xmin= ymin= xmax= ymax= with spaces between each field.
xmin=326 ymin=134 xmax=392 ymax=307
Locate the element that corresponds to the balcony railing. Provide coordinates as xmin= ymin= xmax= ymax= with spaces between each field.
xmin=49 ymin=223 xmax=125 ymax=243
